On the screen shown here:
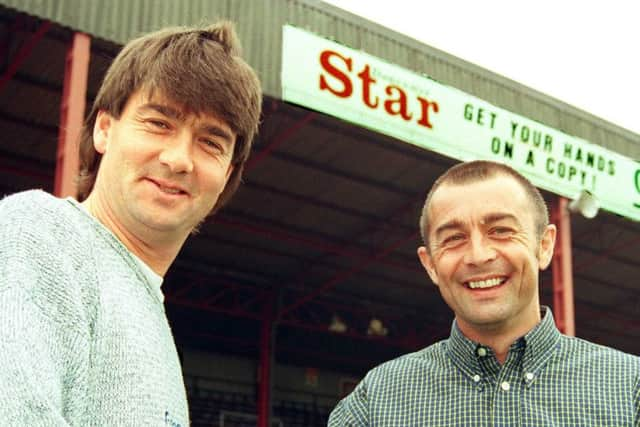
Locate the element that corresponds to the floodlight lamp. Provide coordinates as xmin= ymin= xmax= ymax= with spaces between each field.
xmin=568 ymin=190 xmax=599 ymax=219
xmin=328 ymin=314 xmax=347 ymax=333
xmin=367 ymin=317 xmax=388 ymax=337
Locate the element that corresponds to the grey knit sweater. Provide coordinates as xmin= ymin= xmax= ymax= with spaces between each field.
xmin=0 ymin=190 xmax=189 ymax=426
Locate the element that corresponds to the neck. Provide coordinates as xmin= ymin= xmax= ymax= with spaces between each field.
xmin=457 ymin=308 xmax=541 ymax=364
xmin=81 ymin=193 xmax=186 ymax=276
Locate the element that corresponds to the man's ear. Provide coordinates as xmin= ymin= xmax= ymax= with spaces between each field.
xmin=537 ymin=224 xmax=557 ymax=270
xmin=417 ymin=246 xmax=439 ymax=286
xmin=93 ymin=110 xmax=114 ymax=154
xmin=225 ymin=164 xmax=234 ymax=182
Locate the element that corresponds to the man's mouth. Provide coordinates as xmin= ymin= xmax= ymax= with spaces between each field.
xmin=157 ymin=185 xmax=185 ymax=195
xmin=465 ymin=276 xmax=508 ymax=289
xmin=146 ymin=178 xmax=189 ymax=196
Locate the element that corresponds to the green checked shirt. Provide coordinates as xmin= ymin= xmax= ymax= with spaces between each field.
xmin=329 ymin=308 xmax=640 ymax=426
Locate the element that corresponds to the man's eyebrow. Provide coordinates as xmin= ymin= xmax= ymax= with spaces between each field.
xmin=138 ymin=103 xmax=183 ymax=120
xmin=482 ymin=212 xmax=522 ymax=227
xmin=139 ymin=103 xmax=235 ymax=145
xmin=199 ymin=124 xmax=235 ymax=146
xmin=433 ymin=213 xmax=522 ymax=239
xmin=434 ymin=219 xmax=465 ymax=239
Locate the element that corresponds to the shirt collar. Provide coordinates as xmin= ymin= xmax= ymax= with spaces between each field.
xmin=522 ymin=306 xmax=562 ymax=375
xmin=446 ymin=306 xmax=561 ymax=380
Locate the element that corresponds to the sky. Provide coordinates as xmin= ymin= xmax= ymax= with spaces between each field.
xmin=323 ymin=0 xmax=640 ymax=136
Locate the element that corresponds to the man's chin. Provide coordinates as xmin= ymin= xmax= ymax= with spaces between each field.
xmin=461 ymin=309 xmax=511 ymax=329
xmin=133 ymin=212 xmax=192 ymax=234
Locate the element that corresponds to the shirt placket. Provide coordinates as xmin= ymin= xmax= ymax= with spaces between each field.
xmin=477 ymin=343 xmax=525 ymax=427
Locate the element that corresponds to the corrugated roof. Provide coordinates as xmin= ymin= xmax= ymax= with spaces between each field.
xmin=2 ymin=0 xmax=638 ymax=156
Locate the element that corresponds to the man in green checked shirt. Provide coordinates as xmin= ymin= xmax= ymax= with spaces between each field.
xmin=329 ymin=160 xmax=640 ymax=426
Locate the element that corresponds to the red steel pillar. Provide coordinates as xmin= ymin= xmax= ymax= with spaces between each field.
xmin=551 ymin=197 xmax=575 ymax=336
xmin=54 ymin=32 xmax=91 ymax=198
xmin=257 ymin=292 xmax=276 ymax=427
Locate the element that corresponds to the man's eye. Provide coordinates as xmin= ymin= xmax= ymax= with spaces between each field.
xmin=491 ymin=227 xmax=513 ymax=236
xmin=148 ymin=120 xmax=169 ymax=129
xmin=442 ymin=234 xmax=464 ymax=245
xmin=201 ymin=139 xmax=223 ymax=153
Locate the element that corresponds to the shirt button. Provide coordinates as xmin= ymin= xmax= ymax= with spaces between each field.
xmin=500 ymin=381 xmax=510 ymax=391
xmin=525 ymin=372 xmax=534 ymax=381
xmin=476 ymin=347 xmax=487 ymax=357
xmin=473 ymin=374 xmax=481 ymax=383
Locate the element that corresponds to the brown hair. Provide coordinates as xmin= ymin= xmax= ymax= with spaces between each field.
xmin=77 ymin=21 xmax=262 ymax=212
xmin=419 ymin=161 xmax=549 ymax=249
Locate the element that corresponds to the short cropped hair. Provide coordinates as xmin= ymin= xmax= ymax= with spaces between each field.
xmin=77 ymin=21 xmax=262 ymax=213
xmin=419 ymin=161 xmax=549 ymax=249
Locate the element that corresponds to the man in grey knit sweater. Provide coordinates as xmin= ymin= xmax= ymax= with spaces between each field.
xmin=0 ymin=22 xmax=262 ymax=426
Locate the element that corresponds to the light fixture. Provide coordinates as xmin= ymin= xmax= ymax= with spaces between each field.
xmin=568 ymin=190 xmax=599 ymax=219
xmin=367 ymin=317 xmax=388 ymax=337
xmin=328 ymin=314 xmax=347 ymax=333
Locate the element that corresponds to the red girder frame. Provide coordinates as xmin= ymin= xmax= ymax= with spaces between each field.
xmin=244 ymin=110 xmax=315 ymax=427
xmin=165 ymin=277 xmax=440 ymax=350
xmin=55 ymin=32 xmax=90 ymax=198
xmin=8 ymin=19 xmax=622 ymax=424
xmin=551 ymin=197 xmax=575 ymax=336
xmin=0 ymin=20 xmax=51 ymax=91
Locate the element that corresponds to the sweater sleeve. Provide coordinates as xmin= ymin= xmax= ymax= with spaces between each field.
xmin=0 ymin=194 xmax=92 ymax=426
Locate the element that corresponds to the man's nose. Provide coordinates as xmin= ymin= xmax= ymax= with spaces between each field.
xmin=158 ymin=132 xmax=194 ymax=174
xmin=463 ymin=232 xmax=497 ymax=266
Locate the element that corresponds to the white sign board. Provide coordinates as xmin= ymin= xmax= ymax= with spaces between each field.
xmin=282 ymin=25 xmax=640 ymax=221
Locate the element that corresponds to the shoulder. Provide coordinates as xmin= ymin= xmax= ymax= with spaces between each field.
xmin=0 ymin=191 xmax=102 ymax=322
xmin=1 ymin=190 xmax=77 ymax=229
xmin=1 ymin=190 xmax=94 ymax=243
xmin=0 ymin=190 xmax=98 ymax=287
xmin=363 ymin=340 xmax=449 ymax=387
xmin=329 ymin=341 xmax=449 ymax=425
xmin=1 ymin=189 xmax=60 ymax=209
xmin=558 ymin=334 xmax=640 ymax=373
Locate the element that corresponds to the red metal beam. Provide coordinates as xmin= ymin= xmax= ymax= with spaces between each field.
xmin=279 ymin=230 xmax=419 ymax=317
xmin=277 ymin=318 xmax=435 ymax=350
xmin=54 ymin=32 xmax=91 ymax=198
xmin=273 ymin=190 xmax=426 ymax=317
xmin=0 ymin=20 xmax=51 ymax=92
xmin=257 ymin=291 xmax=276 ymax=427
xmin=278 ymin=297 xmax=442 ymax=350
xmin=168 ymin=294 xmax=262 ymax=320
xmin=179 ymin=331 xmax=404 ymax=369
xmin=353 ymin=193 xmax=423 ymax=246
xmin=164 ymin=273 xmax=440 ymax=347
xmin=0 ymin=163 xmax=52 ymax=181
xmin=551 ymin=197 xmax=575 ymax=336
xmin=164 ymin=273 xmax=640 ymax=354
xmin=576 ymin=298 xmax=640 ymax=331
xmin=214 ymin=215 xmax=420 ymax=274
xmin=166 ymin=281 xmax=199 ymax=299
xmin=244 ymin=180 xmax=410 ymax=230
xmin=168 ymin=292 xmax=640 ymax=347
xmin=168 ymin=293 xmax=439 ymax=351
xmin=245 ymin=111 xmax=315 ymax=172
xmin=573 ymin=234 xmax=640 ymax=273
xmin=269 ymin=190 xmax=427 ymax=319
xmin=0 ymin=15 xmax=26 ymax=59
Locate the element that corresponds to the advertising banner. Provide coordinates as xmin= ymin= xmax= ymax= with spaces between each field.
xmin=282 ymin=25 xmax=640 ymax=221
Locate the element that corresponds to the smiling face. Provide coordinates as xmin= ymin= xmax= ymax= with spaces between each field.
xmin=90 ymin=89 xmax=236 ymax=242
xmin=418 ymin=174 xmax=556 ymax=336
